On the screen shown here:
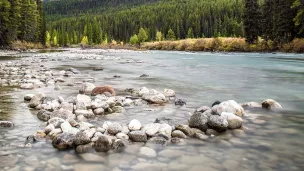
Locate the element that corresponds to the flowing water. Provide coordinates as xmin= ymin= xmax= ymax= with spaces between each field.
xmin=0 ymin=49 xmax=304 ymax=171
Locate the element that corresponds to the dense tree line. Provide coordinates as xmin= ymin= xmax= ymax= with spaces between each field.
xmin=0 ymin=0 xmax=45 ymax=47
xmin=244 ymin=0 xmax=303 ymax=45
xmin=45 ymin=0 xmax=244 ymax=46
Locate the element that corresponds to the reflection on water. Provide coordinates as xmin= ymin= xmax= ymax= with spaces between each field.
xmin=0 ymin=49 xmax=303 ymax=171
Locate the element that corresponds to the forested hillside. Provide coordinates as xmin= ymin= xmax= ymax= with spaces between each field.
xmin=0 ymin=0 xmax=45 ymax=47
xmin=44 ymin=0 xmax=244 ymax=46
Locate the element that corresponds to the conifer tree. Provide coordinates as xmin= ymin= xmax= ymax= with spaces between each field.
xmin=243 ymin=0 xmax=260 ymax=44
xmin=0 ymin=0 xmax=11 ymax=46
xmin=166 ymin=29 xmax=176 ymax=40
xmin=187 ymin=28 xmax=194 ymax=38
xmin=8 ymin=0 xmax=21 ymax=42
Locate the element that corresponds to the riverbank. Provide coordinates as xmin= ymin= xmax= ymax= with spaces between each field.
xmin=142 ymin=38 xmax=304 ymax=53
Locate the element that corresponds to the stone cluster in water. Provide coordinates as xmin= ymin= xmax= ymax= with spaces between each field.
xmin=0 ymin=53 xmax=283 ymax=155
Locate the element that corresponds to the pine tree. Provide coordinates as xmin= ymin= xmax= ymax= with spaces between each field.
xmin=292 ymin=0 xmax=304 ymax=35
xmin=138 ymin=28 xmax=148 ymax=43
xmin=8 ymin=0 xmax=21 ymax=43
xmin=243 ymin=0 xmax=260 ymax=44
xmin=0 ymin=0 xmax=11 ymax=46
xmin=36 ymin=0 xmax=46 ymax=44
xmin=166 ymin=29 xmax=176 ymax=40
xmin=187 ymin=27 xmax=194 ymax=38
xmin=19 ymin=0 xmax=38 ymax=42
xmin=156 ymin=31 xmax=162 ymax=41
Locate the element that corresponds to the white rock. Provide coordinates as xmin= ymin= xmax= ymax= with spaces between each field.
xmin=163 ymin=89 xmax=175 ymax=97
xmin=76 ymin=94 xmax=91 ymax=107
xmin=262 ymin=99 xmax=283 ymax=109
xmin=216 ymin=100 xmax=244 ymax=116
xmin=138 ymin=87 xmax=150 ymax=97
xmin=102 ymin=121 xmax=112 ymax=130
xmin=128 ymin=119 xmax=141 ymax=131
xmin=221 ymin=112 xmax=243 ymax=129
xmin=142 ymin=123 xmax=160 ymax=136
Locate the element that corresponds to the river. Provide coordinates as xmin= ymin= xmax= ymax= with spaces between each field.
xmin=0 ymin=49 xmax=303 ymax=171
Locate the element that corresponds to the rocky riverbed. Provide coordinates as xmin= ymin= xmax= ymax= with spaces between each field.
xmin=0 ymin=49 xmax=303 ymax=171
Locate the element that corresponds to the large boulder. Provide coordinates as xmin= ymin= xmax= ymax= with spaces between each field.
xmin=107 ymin=122 xmax=122 ymax=135
xmin=221 ymin=112 xmax=243 ymax=129
xmin=208 ymin=115 xmax=229 ymax=132
xmin=128 ymin=119 xmax=141 ymax=131
xmin=216 ymin=100 xmax=244 ymax=116
xmin=94 ymin=135 xmax=113 ymax=152
xmin=262 ymin=99 xmax=282 ymax=109
xmin=79 ymin=82 xmax=96 ymax=95
xmin=189 ymin=112 xmax=209 ymax=131
xmin=128 ymin=131 xmax=147 ymax=142
xmin=29 ymin=92 xmax=45 ymax=108
xmin=52 ymin=133 xmax=76 ymax=150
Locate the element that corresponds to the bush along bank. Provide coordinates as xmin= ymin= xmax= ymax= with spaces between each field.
xmin=142 ymin=38 xmax=304 ymax=53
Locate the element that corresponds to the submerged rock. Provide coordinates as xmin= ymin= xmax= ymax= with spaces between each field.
xmin=154 ymin=117 xmax=179 ymax=128
xmin=129 ymin=131 xmax=147 ymax=142
xmin=0 ymin=121 xmax=14 ymax=128
xmin=52 ymin=133 xmax=76 ymax=150
xmin=76 ymin=143 xmax=93 ymax=153
xmin=262 ymin=99 xmax=282 ymax=109
xmin=95 ymin=135 xmax=113 ymax=152
xmin=174 ymin=99 xmax=186 ymax=106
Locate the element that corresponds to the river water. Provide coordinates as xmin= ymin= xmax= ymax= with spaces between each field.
xmin=0 ymin=49 xmax=303 ymax=171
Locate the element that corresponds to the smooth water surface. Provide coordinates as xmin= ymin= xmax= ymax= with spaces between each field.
xmin=0 ymin=49 xmax=303 ymax=171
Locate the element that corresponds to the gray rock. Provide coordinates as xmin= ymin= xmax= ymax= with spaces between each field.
xmin=262 ymin=99 xmax=283 ymax=109
xmin=24 ymin=94 xmax=35 ymax=101
xmin=37 ymin=110 xmax=52 ymax=121
xmin=129 ymin=131 xmax=147 ymax=142
xmin=220 ymin=112 xmax=243 ymax=129
xmin=84 ymin=128 xmax=96 ymax=139
xmin=93 ymin=108 xmax=104 ymax=115
xmin=20 ymin=83 xmax=34 ymax=90
xmin=175 ymin=124 xmax=193 ymax=136
xmin=76 ymin=143 xmax=93 ymax=153
xmin=205 ymin=129 xmax=219 ymax=136
xmin=51 ymin=108 xmax=75 ymax=120
xmin=0 ymin=121 xmax=14 ymax=128
xmin=76 ymin=94 xmax=91 ymax=107
xmin=113 ymin=139 xmax=129 ymax=152
xmin=48 ymin=117 xmax=65 ymax=128
xmin=128 ymin=119 xmax=141 ymax=131
xmin=171 ymin=130 xmax=187 ymax=138
xmin=75 ymin=131 xmax=91 ymax=146
xmin=79 ymin=82 xmax=96 ymax=95
xmin=75 ymin=110 xmax=95 ymax=118
xmin=95 ymin=135 xmax=113 ymax=152
xmin=194 ymin=132 xmax=209 ymax=141
xmin=52 ymin=133 xmax=76 ymax=150
xmin=147 ymin=136 xmax=167 ymax=146
xmin=208 ymin=115 xmax=229 ymax=132
xmin=171 ymin=137 xmax=186 ymax=145
xmin=29 ymin=92 xmax=45 ymax=108
xmin=143 ymin=93 xmax=166 ymax=104
xmin=102 ymin=121 xmax=112 ymax=130
xmin=45 ymin=124 xmax=55 ymax=134
xmin=91 ymin=100 xmax=109 ymax=109
xmin=158 ymin=123 xmax=172 ymax=139
xmin=188 ymin=112 xmax=209 ymax=131
xmin=107 ymin=122 xmax=122 ymax=135
xmin=116 ymin=133 xmax=129 ymax=140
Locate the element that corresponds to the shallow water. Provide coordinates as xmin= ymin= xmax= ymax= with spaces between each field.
xmin=0 ymin=49 xmax=304 ymax=171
